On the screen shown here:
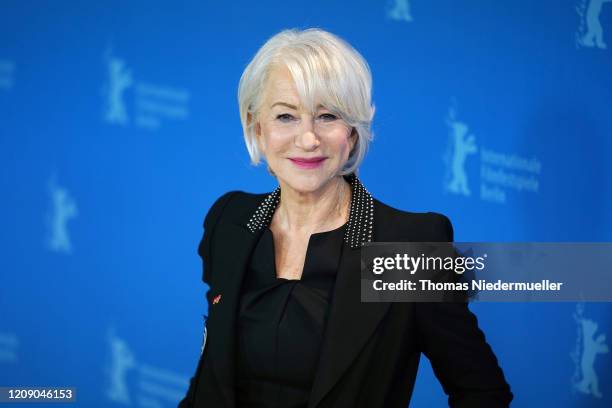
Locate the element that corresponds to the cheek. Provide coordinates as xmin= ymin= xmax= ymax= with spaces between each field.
xmin=331 ymin=130 xmax=354 ymax=157
xmin=259 ymin=126 xmax=290 ymax=155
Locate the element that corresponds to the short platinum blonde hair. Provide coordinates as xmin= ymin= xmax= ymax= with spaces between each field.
xmin=237 ymin=28 xmax=375 ymax=176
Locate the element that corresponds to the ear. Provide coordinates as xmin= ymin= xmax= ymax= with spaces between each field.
xmin=248 ymin=112 xmax=265 ymax=155
xmin=247 ymin=112 xmax=261 ymax=136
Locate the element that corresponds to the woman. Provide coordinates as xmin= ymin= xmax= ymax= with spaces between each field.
xmin=179 ymin=28 xmax=512 ymax=408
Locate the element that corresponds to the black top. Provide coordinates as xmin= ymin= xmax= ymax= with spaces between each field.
xmin=178 ymin=187 xmax=512 ymax=408
xmin=235 ymin=221 xmax=348 ymax=408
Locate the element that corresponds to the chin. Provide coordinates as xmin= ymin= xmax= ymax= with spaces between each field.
xmin=281 ymin=170 xmax=332 ymax=194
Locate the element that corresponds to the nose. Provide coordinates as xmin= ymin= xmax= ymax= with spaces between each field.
xmin=294 ymin=117 xmax=320 ymax=150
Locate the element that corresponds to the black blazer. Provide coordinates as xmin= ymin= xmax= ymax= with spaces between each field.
xmin=179 ymin=187 xmax=513 ymax=408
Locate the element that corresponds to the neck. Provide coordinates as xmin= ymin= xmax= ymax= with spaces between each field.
xmin=274 ymin=175 xmax=352 ymax=234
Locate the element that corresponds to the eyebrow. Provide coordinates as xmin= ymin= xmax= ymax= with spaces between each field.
xmin=270 ymin=101 xmax=298 ymax=110
xmin=270 ymin=102 xmax=327 ymax=110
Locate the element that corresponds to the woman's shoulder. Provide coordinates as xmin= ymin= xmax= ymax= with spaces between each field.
xmin=202 ymin=190 xmax=269 ymax=228
xmin=372 ymin=196 xmax=454 ymax=242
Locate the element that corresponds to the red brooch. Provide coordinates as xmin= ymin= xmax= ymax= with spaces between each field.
xmin=212 ymin=294 xmax=222 ymax=305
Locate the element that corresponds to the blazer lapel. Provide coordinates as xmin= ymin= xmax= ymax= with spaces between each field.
xmin=203 ymin=220 xmax=263 ymax=407
xmin=307 ymin=217 xmax=391 ymax=408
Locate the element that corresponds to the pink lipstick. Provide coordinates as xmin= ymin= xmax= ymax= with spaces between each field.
xmin=289 ymin=157 xmax=327 ymax=169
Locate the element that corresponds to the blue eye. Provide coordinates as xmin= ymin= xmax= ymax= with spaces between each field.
xmin=276 ymin=113 xmax=295 ymax=122
xmin=318 ymin=113 xmax=338 ymax=121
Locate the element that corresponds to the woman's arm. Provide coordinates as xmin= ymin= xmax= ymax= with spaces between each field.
xmin=415 ymin=214 xmax=513 ymax=408
xmin=178 ymin=191 xmax=238 ymax=408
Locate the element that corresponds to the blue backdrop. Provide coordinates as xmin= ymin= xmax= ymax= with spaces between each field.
xmin=1 ymin=1 xmax=611 ymax=407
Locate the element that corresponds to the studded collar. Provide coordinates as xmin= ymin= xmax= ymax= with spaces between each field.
xmin=246 ymin=173 xmax=374 ymax=249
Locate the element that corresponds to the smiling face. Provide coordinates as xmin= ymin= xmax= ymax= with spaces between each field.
xmin=251 ymin=65 xmax=356 ymax=194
